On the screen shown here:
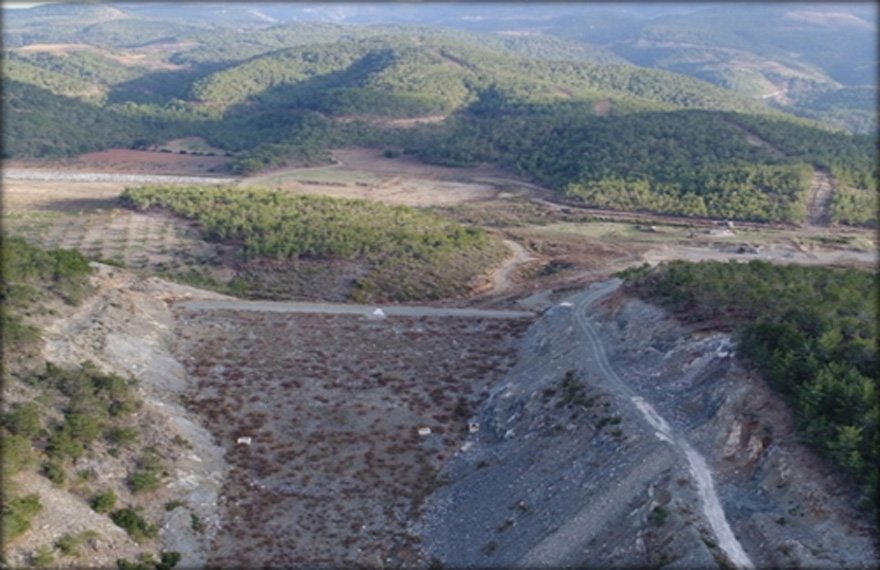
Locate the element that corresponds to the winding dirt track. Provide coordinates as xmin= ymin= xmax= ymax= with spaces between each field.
xmin=480 ymin=239 xmax=538 ymax=296
xmin=572 ymin=281 xmax=752 ymax=569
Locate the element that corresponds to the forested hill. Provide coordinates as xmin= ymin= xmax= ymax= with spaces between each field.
xmin=188 ymin=34 xmax=773 ymax=116
xmin=3 ymin=14 xmax=876 ymax=225
xmin=398 ymin=99 xmax=877 ymax=224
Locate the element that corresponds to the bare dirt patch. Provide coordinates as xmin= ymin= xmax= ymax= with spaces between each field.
xmin=805 ymin=168 xmax=836 ymax=227
xmin=6 ymin=149 xmax=230 ymax=176
xmin=172 ymin=307 xmax=529 ymax=567
xmin=151 ymin=137 xmax=227 ymax=156
xmin=4 ymin=181 xmax=227 ymax=276
xmin=243 ymin=148 xmax=514 ymax=207
xmin=593 ymin=99 xmax=613 ymax=117
xmin=269 ymin=178 xmax=500 ymax=207
xmin=332 ymin=148 xmax=506 ymax=179
xmin=334 ymin=115 xmax=448 ymax=128
xmin=3 ymin=180 xmax=126 ymax=214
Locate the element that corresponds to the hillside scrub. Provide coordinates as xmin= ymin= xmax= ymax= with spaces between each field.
xmin=621 ymin=260 xmax=878 ymax=511
xmin=120 ymin=185 xmax=506 ymax=301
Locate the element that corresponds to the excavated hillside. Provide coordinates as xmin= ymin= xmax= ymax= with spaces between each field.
xmin=6 ymin=268 xmax=876 ymax=568
xmin=419 ymin=280 xmax=878 ymax=568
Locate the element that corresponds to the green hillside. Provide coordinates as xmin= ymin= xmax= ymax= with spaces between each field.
xmin=3 ymin=21 xmax=875 ymax=225
xmin=189 ymin=34 xmax=774 ymax=116
xmin=1 ymin=80 xmax=158 ymax=157
xmin=398 ymin=98 xmax=875 ymax=223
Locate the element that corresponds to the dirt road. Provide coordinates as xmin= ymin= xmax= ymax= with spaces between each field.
xmin=572 ymin=281 xmax=753 ymax=568
xmin=2 ymin=169 xmax=235 ymax=185
xmin=478 ymin=239 xmax=538 ymax=297
xmin=177 ymin=298 xmax=534 ymax=319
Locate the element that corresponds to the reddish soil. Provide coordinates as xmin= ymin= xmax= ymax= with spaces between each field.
xmin=7 ymin=149 xmax=230 ymax=176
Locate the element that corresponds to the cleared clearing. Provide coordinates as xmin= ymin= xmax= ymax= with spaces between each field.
xmin=173 ymin=308 xmax=529 ymax=567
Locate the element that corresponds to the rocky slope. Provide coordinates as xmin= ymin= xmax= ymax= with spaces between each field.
xmin=418 ymin=280 xmax=878 ymax=568
xmin=6 ymin=267 xmax=876 ymax=568
xmin=4 ymin=265 xmax=228 ymax=568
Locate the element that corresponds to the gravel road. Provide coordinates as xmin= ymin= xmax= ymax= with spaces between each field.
xmin=2 ymin=168 xmax=236 ymax=185
xmin=572 ymin=281 xmax=753 ymax=568
xmin=176 ymin=298 xmax=534 ymax=319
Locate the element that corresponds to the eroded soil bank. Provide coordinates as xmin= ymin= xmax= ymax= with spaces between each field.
xmin=6 ymin=266 xmax=229 ymax=568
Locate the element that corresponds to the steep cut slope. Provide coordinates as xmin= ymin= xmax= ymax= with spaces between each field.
xmin=420 ymin=281 xmax=878 ymax=568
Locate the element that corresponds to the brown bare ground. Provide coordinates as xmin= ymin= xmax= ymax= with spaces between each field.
xmin=276 ymin=178 xmax=500 ymax=207
xmin=244 ymin=147 xmax=520 ymax=207
xmin=6 ymin=149 xmax=230 ymax=176
xmin=593 ymin=99 xmax=613 ymax=117
xmin=3 ymin=179 xmax=126 ymax=213
xmin=334 ymin=114 xmax=448 ymax=128
xmin=173 ymin=308 xmax=530 ymax=567
xmin=332 ymin=147 xmax=507 ymax=178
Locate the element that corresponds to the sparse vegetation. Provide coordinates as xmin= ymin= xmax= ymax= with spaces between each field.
xmin=128 ymin=451 xmax=164 ymax=493
xmin=164 ymin=500 xmax=185 ymax=511
xmin=2 ymin=492 xmax=43 ymax=541
xmin=55 ymin=529 xmax=99 ymax=557
xmin=30 ymin=544 xmax=55 ymax=567
xmin=116 ymin=551 xmax=181 ymax=570
xmin=190 ymin=513 xmax=205 ymax=534
xmin=649 ymin=505 xmax=669 ymax=526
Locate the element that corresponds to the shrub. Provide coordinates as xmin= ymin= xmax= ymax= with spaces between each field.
xmin=190 ymin=513 xmax=205 ymax=534
xmin=2 ymin=433 xmax=36 ymax=475
xmin=111 ymin=507 xmax=158 ymax=542
xmin=2 ymin=491 xmax=42 ymax=540
xmin=55 ymin=530 xmax=98 ymax=557
xmin=42 ymin=459 xmax=67 ymax=486
xmin=117 ymin=551 xmax=181 ymax=570
xmin=31 ymin=545 xmax=54 ymax=567
xmin=128 ymin=452 xmax=163 ymax=493
xmin=129 ymin=470 xmax=161 ymax=494
xmin=106 ymin=426 xmax=138 ymax=447
xmin=164 ymin=500 xmax=185 ymax=511
xmin=3 ymin=402 xmax=43 ymax=438
xmin=649 ymin=505 xmax=669 ymax=526
xmin=91 ymin=489 xmax=117 ymax=513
